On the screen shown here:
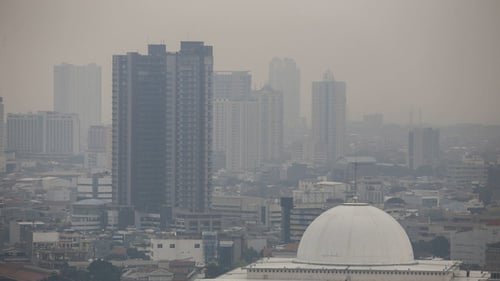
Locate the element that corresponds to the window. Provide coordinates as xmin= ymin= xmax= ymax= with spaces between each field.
xmin=194 ymin=243 xmax=200 ymax=248
xmin=157 ymin=244 xmax=163 ymax=248
xmin=170 ymin=244 xmax=175 ymax=248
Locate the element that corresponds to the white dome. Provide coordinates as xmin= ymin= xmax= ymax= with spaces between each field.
xmin=296 ymin=203 xmax=415 ymax=266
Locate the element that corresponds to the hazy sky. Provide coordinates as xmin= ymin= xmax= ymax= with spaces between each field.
xmin=1 ymin=0 xmax=499 ymax=125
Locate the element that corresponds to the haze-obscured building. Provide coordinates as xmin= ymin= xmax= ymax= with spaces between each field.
xmin=213 ymin=71 xmax=251 ymax=99
xmin=7 ymin=111 xmax=79 ymax=156
xmin=268 ymin=57 xmax=300 ymax=142
xmin=254 ymin=86 xmax=283 ymax=164
xmin=311 ymin=71 xmax=346 ymax=167
xmin=54 ymin=63 xmax=101 ymax=150
xmin=408 ymin=127 xmax=440 ymax=170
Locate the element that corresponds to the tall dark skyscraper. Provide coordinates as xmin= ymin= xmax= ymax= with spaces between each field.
xmin=112 ymin=42 xmax=213 ymax=220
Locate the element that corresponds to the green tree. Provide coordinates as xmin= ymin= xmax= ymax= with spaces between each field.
xmin=87 ymin=260 xmax=121 ymax=281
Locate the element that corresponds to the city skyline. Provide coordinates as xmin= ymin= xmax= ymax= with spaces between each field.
xmin=1 ymin=0 xmax=499 ymax=126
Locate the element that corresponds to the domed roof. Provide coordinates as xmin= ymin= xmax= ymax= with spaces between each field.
xmin=296 ymin=203 xmax=415 ymax=266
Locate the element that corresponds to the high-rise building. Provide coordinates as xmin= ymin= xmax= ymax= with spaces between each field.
xmin=212 ymin=97 xmax=260 ymax=172
xmin=54 ymin=63 xmax=101 ymax=150
xmin=7 ymin=111 xmax=79 ymax=156
xmin=311 ymin=71 xmax=346 ymax=167
xmin=254 ymin=85 xmax=284 ymax=164
xmin=213 ymin=71 xmax=251 ymax=99
xmin=268 ymin=58 xmax=300 ymax=141
xmin=408 ymin=127 xmax=440 ymax=170
xmin=0 ymin=97 xmax=5 ymax=173
xmin=113 ymin=42 xmax=212 ymax=221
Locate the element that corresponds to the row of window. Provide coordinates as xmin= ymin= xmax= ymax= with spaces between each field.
xmin=248 ymin=268 xmax=447 ymax=276
xmin=156 ymin=243 xmax=201 ymax=249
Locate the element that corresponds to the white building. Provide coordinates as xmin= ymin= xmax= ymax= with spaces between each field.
xmin=7 ymin=111 xmax=80 ymax=156
xmin=54 ymin=63 xmax=101 ymax=150
xmin=357 ymin=178 xmax=385 ymax=205
xmin=451 ymin=227 xmax=500 ymax=267
xmin=204 ymin=203 xmax=489 ymax=281
xmin=212 ymin=98 xmax=260 ymax=172
xmin=447 ymin=154 xmax=487 ymax=186
xmin=311 ymin=70 xmax=346 ymax=167
xmin=149 ymin=238 xmax=204 ymax=266
xmin=293 ymin=180 xmax=350 ymax=206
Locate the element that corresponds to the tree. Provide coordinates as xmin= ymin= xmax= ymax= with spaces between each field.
xmin=430 ymin=236 xmax=450 ymax=259
xmin=87 ymin=260 xmax=121 ymax=281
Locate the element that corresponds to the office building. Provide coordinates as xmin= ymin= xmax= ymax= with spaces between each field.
xmin=7 ymin=111 xmax=79 ymax=156
xmin=252 ymin=86 xmax=283 ymax=164
xmin=0 ymin=97 xmax=5 ymax=173
xmin=311 ymin=70 xmax=346 ymax=167
xmin=113 ymin=42 xmax=212 ymax=223
xmin=408 ymin=127 xmax=440 ymax=170
xmin=54 ymin=63 xmax=101 ymax=150
xmin=268 ymin=57 xmax=300 ymax=142
xmin=213 ymin=71 xmax=251 ymax=99
xmin=212 ymin=97 xmax=260 ymax=172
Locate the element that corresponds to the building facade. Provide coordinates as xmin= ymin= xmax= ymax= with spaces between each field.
xmin=254 ymin=86 xmax=283 ymax=164
xmin=213 ymin=71 xmax=251 ymax=99
xmin=268 ymin=57 xmax=300 ymax=141
xmin=7 ymin=111 xmax=79 ymax=156
xmin=112 ymin=42 xmax=212 ymax=225
xmin=54 ymin=63 xmax=101 ymax=150
xmin=212 ymin=97 xmax=260 ymax=172
xmin=0 ymin=97 xmax=5 ymax=173
xmin=311 ymin=71 xmax=346 ymax=167
xmin=408 ymin=127 xmax=440 ymax=170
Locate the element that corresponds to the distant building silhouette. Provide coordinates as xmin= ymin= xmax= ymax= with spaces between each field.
xmin=0 ymin=97 xmax=5 ymax=173
xmin=7 ymin=111 xmax=79 ymax=156
xmin=311 ymin=70 xmax=346 ymax=167
xmin=85 ymin=125 xmax=111 ymax=172
xmin=408 ymin=127 xmax=440 ymax=170
xmin=213 ymin=97 xmax=260 ymax=172
xmin=254 ymin=85 xmax=284 ymax=164
xmin=53 ymin=63 xmax=101 ymax=151
xmin=112 ymin=42 xmax=213 ymax=225
xmin=268 ymin=57 xmax=300 ymax=142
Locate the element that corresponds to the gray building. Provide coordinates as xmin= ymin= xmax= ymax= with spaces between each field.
xmin=311 ymin=70 xmax=346 ymax=167
xmin=54 ymin=63 xmax=101 ymax=150
xmin=213 ymin=71 xmax=251 ymax=99
xmin=0 ymin=97 xmax=5 ymax=173
xmin=254 ymin=86 xmax=284 ymax=164
xmin=112 ymin=42 xmax=213 ymax=224
xmin=268 ymin=57 xmax=300 ymax=142
xmin=408 ymin=127 xmax=440 ymax=170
